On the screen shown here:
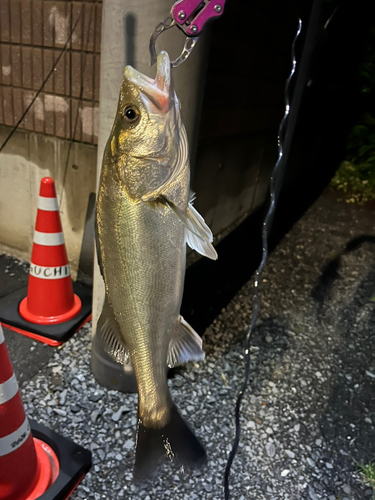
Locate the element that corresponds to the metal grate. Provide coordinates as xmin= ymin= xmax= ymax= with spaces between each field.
xmin=0 ymin=0 xmax=102 ymax=145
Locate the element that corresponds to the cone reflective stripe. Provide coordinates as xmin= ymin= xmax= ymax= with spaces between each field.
xmin=29 ymin=264 xmax=70 ymax=280
xmin=19 ymin=177 xmax=81 ymax=325
xmin=0 ymin=373 xmax=18 ymax=405
xmin=0 ymin=326 xmax=59 ymax=499
xmin=0 ymin=416 xmax=30 ymax=457
xmin=33 ymin=231 xmax=65 ymax=246
xmin=37 ymin=195 xmax=59 ymax=211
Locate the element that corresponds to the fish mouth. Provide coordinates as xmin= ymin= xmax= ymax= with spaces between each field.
xmin=125 ymin=51 xmax=172 ymax=114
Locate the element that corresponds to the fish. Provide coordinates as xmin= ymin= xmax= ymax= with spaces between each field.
xmin=95 ymin=50 xmax=217 ymax=479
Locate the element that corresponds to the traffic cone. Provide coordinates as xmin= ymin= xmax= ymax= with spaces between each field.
xmin=0 ymin=177 xmax=92 ymax=346
xmin=0 ymin=324 xmax=92 ymax=499
xmin=19 ymin=177 xmax=81 ymax=324
xmin=0 ymin=323 xmax=59 ymax=499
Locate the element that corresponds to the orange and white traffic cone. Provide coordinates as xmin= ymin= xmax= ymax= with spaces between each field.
xmin=0 ymin=177 xmax=92 ymax=346
xmin=19 ymin=177 xmax=81 ymax=324
xmin=0 ymin=324 xmax=92 ymax=499
xmin=0 ymin=324 xmax=59 ymax=499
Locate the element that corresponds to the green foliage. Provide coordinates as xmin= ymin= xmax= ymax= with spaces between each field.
xmin=331 ymin=159 xmax=375 ymax=204
xmin=331 ymin=28 xmax=375 ymax=203
xmin=356 ymin=460 xmax=375 ymax=499
xmin=346 ymin=113 xmax=375 ymax=165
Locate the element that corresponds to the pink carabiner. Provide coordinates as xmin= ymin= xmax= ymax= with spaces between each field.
xmin=171 ymin=0 xmax=226 ymax=37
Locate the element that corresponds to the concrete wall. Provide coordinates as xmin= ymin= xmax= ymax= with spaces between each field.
xmin=0 ymin=125 xmax=96 ymax=279
xmin=191 ymin=0 xmax=301 ymax=238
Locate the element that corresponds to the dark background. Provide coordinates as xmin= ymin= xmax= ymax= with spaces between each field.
xmin=183 ymin=0 xmax=375 ymax=333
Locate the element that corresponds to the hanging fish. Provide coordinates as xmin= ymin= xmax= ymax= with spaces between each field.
xmin=95 ymin=50 xmax=217 ymax=479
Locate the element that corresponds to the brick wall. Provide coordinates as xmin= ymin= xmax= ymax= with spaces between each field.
xmin=0 ymin=0 xmax=102 ymax=145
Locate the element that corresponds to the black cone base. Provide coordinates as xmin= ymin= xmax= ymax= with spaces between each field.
xmin=30 ymin=419 xmax=92 ymax=500
xmin=0 ymin=283 xmax=92 ymax=346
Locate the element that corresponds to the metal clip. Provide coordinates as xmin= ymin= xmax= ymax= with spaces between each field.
xmin=149 ymin=0 xmax=225 ymax=68
xmin=149 ymin=15 xmax=198 ymax=68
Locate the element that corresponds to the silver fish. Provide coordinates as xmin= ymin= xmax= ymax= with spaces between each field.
xmin=95 ymin=51 xmax=217 ymax=478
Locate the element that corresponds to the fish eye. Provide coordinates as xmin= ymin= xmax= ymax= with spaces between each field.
xmin=123 ymin=105 xmax=139 ymax=123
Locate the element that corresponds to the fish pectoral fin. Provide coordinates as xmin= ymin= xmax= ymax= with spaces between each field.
xmin=185 ymin=202 xmax=218 ymax=260
xmin=167 ymin=316 xmax=205 ymax=368
xmin=158 ymin=195 xmax=217 ymax=261
xmin=97 ymin=297 xmax=131 ymax=366
xmin=94 ymin=216 xmax=104 ymax=277
xmin=157 ymin=196 xmax=205 ymax=241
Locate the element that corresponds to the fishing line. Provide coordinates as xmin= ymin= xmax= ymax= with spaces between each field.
xmin=223 ymin=19 xmax=302 ymax=500
xmin=59 ymin=0 xmax=96 ymax=208
xmin=0 ymin=0 xmax=88 ymax=154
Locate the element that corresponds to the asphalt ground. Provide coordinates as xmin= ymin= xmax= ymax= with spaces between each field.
xmin=1 ymin=186 xmax=375 ymax=499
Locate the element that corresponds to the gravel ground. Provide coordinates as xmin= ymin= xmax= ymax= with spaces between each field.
xmin=16 ymin=188 xmax=375 ymax=499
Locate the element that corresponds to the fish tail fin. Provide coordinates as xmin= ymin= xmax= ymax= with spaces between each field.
xmin=134 ymin=404 xmax=207 ymax=481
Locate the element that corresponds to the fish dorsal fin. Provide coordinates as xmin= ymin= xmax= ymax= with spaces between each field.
xmin=159 ymin=196 xmax=218 ymax=261
xmin=167 ymin=316 xmax=205 ymax=368
xmin=97 ymin=297 xmax=131 ymax=365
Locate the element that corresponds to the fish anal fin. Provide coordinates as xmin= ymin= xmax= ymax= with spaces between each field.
xmin=167 ymin=316 xmax=205 ymax=368
xmin=96 ymin=297 xmax=131 ymax=366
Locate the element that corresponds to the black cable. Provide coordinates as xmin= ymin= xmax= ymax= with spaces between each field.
xmin=0 ymin=0 xmax=88 ymax=153
xmin=223 ymin=18 xmax=302 ymax=500
xmin=59 ymin=0 xmax=96 ymax=207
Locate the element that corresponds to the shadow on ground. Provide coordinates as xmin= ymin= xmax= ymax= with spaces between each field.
xmin=311 ymin=235 xmax=375 ymax=325
xmin=309 ymin=259 xmax=375 ymax=499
